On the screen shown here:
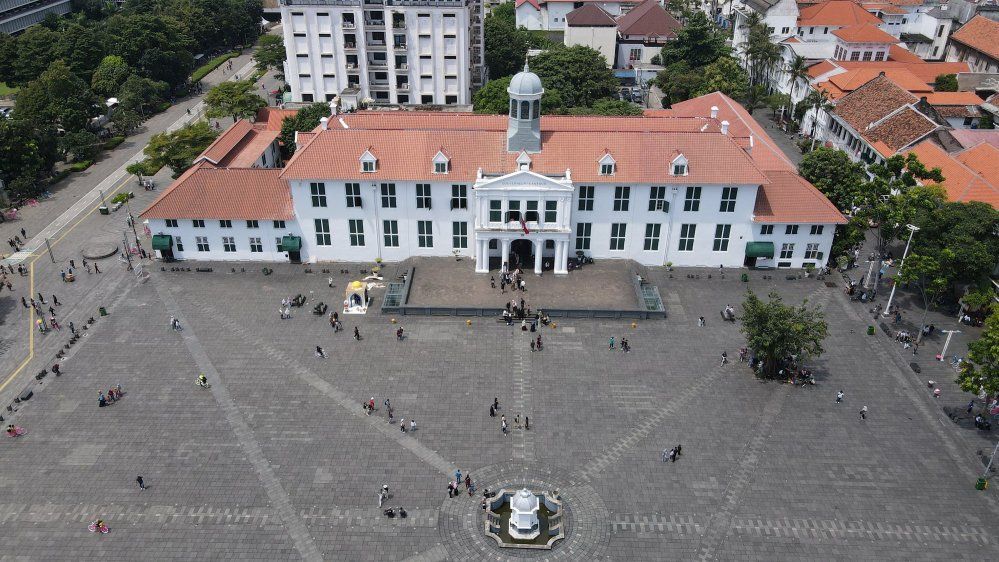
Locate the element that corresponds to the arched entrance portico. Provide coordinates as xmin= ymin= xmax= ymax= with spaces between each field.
xmin=510 ymin=239 xmax=533 ymax=270
xmin=475 ymin=234 xmax=570 ymax=275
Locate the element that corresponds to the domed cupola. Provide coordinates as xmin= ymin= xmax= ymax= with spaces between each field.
xmin=507 ymin=62 xmax=544 ymax=154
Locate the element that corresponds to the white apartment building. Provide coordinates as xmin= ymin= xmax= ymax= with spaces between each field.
xmin=279 ymin=0 xmax=484 ymax=106
xmin=142 ymin=69 xmax=845 ymax=271
xmin=0 ymin=0 xmax=72 ymax=35
xmin=515 ymin=0 xmax=636 ymax=32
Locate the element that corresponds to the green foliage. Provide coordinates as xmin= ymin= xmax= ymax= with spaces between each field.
xmin=91 ymin=55 xmax=132 ymax=97
xmin=15 ymin=60 xmax=98 ymax=132
xmin=484 ymin=2 xmax=557 ymax=80
xmin=193 ymin=51 xmax=241 ymax=83
xmin=830 ymin=216 xmax=867 ymax=264
xmin=740 ymin=290 xmax=829 ymax=379
xmin=59 ymin=130 xmax=100 ymax=163
xmin=560 ymin=99 xmax=644 ymax=116
xmin=69 ymin=160 xmax=94 ymax=172
xmin=981 ymin=114 xmax=995 ymax=129
xmin=254 ymin=35 xmax=286 ymax=73
xmin=473 ymin=76 xmax=512 ymax=114
xmin=911 ymin=200 xmax=999 ymax=288
xmin=697 ymin=56 xmax=748 ymax=100
xmin=962 ymin=285 xmax=995 ymax=313
xmin=118 ymin=74 xmax=169 ymax=117
xmin=142 ymin=120 xmax=219 ymax=177
xmin=126 ymin=160 xmax=163 ymax=177
xmin=798 ymin=147 xmax=867 ymax=210
xmin=104 ymin=135 xmax=126 ymax=150
xmin=861 ymin=153 xmax=946 ymax=254
xmin=530 ymin=46 xmax=620 ymax=110
xmin=658 ymin=11 xmax=728 ymax=68
xmin=897 ymin=252 xmax=951 ymax=325
xmin=204 ymin=80 xmax=266 ymax=121
xmin=654 ymin=62 xmax=704 ymax=107
xmin=110 ymin=108 xmax=143 ymax=136
xmin=278 ymin=102 xmax=333 ymax=157
xmin=110 ymin=192 xmax=134 ymax=204
xmin=0 ymin=118 xmax=58 ymax=198
xmin=934 ymin=73 xmax=958 ymax=92
xmin=958 ymin=313 xmax=999 ymax=397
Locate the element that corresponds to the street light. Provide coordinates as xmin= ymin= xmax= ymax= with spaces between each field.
xmin=883 ymin=223 xmax=919 ymax=316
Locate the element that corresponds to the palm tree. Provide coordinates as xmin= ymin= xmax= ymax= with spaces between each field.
xmin=802 ymin=88 xmax=833 ymax=151
xmin=785 ymin=55 xmax=809 ymax=124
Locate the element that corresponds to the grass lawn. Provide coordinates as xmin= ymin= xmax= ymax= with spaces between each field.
xmin=0 ymin=82 xmax=18 ymax=96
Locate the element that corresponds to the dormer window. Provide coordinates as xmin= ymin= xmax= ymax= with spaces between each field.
xmin=671 ymin=154 xmax=688 ymax=176
xmin=432 ymin=150 xmax=450 ymax=174
xmin=360 ymin=149 xmax=377 ymax=173
xmin=516 ymin=150 xmax=531 ymax=171
xmin=599 ymin=152 xmax=616 ymax=175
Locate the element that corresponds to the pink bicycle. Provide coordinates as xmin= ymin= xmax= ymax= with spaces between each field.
xmin=5 ymin=425 xmax=25 ymax=437
xmin=88 ymin=520 xmax=110 ymax=534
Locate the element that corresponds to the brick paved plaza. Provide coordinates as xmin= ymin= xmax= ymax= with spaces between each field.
xmin=0 ymin=263 xmax=997 ymax=560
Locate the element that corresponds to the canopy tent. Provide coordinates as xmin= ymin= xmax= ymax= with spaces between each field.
xmin=745 ymin=241 xmax=775 ymax=259
xmin=151 ymin=235 xmax=173 ymax=250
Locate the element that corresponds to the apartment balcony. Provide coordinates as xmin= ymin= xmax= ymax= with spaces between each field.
xmin=395 ymin=63 xmax=408 ymax=71
xmin=393 ymin=41 xmax=407 ymax=49
xmin=342 ymin=21 xmax=356 ymax=29
xmin=369 ymin=81 xmax=391 ymax=90
xmin=368 ymin=59 xmax=388 ymax=68
xmin=346 ymin=63 xmax=359 ymax=70
xmin=365 ymin=19 xmax=386 ymax=27
xmin=344 ymin=43 xmax=358 ymax=51
xmin=367 ymin=39 xmax=387 ymax=49
xmin=397 ymin=83 xmax=410 ymax=91
xmin=393 ymin=20 xmax=407 ymax=29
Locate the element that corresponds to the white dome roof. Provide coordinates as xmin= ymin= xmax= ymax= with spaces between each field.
xmin=510 ymin=489 xmax=539 ymax=513
xmin=508 ymin=64 xmax=544 ymax=97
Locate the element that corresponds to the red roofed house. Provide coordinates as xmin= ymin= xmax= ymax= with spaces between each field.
xmin=516 ymin=0 xmax=637 ymax=32
xmin=905 ymin=139 xmax=999 ymax=208
xmin=564 ymin=0 xmax=681 ymax=68
xmin=946 ymin=15 xmax=999 ymax=73
xmin=142 ymin=67 xmax=843 ymax=270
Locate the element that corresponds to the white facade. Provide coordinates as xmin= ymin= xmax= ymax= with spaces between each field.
xmin=280 ymin=0 xmax=483 ymax=106
xmin=516 ymin=0 xmax=633 ymax=32
xmin=151 ymin=219 xmax=304 ymax=262
xmin=565 ymin=25 xmax=618 ymax=66
xmin=732 ymin=0 xmax=799 ymax=57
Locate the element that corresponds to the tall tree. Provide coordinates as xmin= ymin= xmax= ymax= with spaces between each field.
xmin=957 ymin=314 xmax=999 ymax=398
xmin=695 ymin=56 xmax=748 ymax=100
xmin=7 ymin=26 xmax=61 ymax=86
xmin=784 ymin=55 xmax=809 ymax=121
xmin=530 ymin=46 xmax=619 ymax=110
xmin=0 ymin=118 xmax=58 ymax=195
xmin=278 ymin=102 xmax=332 ymax=157
xmin=860 ymin=154 xmax=945 ymax=255
xmin=15 ymin=60 xmax=98 ymax=133
xmin=91 ymin=55 xmax=133 ymax=98
xmin=801 ymin=88 xmax=833 ymax=150
xmin=118 ymin=74 xmax=169 ymax=117
xmin=473 ymin=76 xmax=512 ymax=114
xmin=911 ymin=201 xmax=999 ymax=288
xmin=798 ymin=147 xmax=867 ymax=210
xmin=59 ymin=130 xmax=101 ymax=163
xmin=934 ymin=73 xmax=958 ymax=92
xmin=740 ymin=290 xmax=829 ymax=379
xmin=255 ymin=34 xmax=287 ymax=73
xmin=658 ymin=10 xmax=728 ymax=68
xmin=484 ymin=2 xmax=528 ymax=80
xmin=142 ymin=120 xmax=219 ymax=177
xmin=204 ymin=80 xmax=267 ymax=122
xmin=896 ymin=253 xmax=951 ymax=342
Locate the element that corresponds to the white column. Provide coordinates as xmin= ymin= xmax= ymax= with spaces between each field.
xmin=475 ymin=238 xmax=488 ymax=273
xmin=501 ymin=197 xmax=509 ymax=230
xmin=555 ymin=240 xmax=568 ymax=275
xmin=500 ymin=238 xmax=511 ymax=272
xmin=534 ymin=239 xmax=543 ymax=275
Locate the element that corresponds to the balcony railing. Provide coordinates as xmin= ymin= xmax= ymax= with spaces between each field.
xmin=365 ymin=19 xmax=386 ymax=27
xmin=344 ymin=43 xmax=357 ymax=50
xmin=396 ymin=63 xmax=408 ymax=70
xmin=367 ymin=39 xmax=387 ymax=48
xmin=397 ymin=83 xmax=410 ymax=90
xmin=393 ymin=20 xmax=407 ymax=29
xmin=368 ymin=60 xmax=388 ymax=68
xmin=342 ymin=21 xmax=356 ymax=29
xmin=394 ymin=41 xmax=407 ymax=49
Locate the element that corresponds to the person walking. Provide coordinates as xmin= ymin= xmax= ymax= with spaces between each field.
xmin=455 ymin=469 xmax=462 ymax=488
xmin=662 ymin=448 xmax=670 ymax=463
xmin=836 ymin=390 xmax=844 ymax=403
xmin=37 ymin=293 xmax=46 ymax=304
xmin=489 ymin=404 xmax=495 ymax=417
xmin=69 ymin=321 xmax=75 ymax=335
xmin=609 ymin=336 xmax=615 ymax=350
xmin=315 ymin=345 xmax=328 ymax=358
xmin=400 ymin=419 xmax=407 ymax=432
xmin=410 ymin=419 xmax=416 ymax=432
xmin=20 ymin=228 xmax=26 ymax=239
xmin=447 ymin=481 xmax=454 ymax=498
xmin=501 ymin=415 xmax=507 ymax=434
xmin=493 ymin=397 xmax=499 ymax=411
xmin=53 ymin=295 xmax=60 ymax=306
xmin=20 ymin=296 xmax=27 ymax=308
xmin=720 ymin=351 xmax=728 ymax=366
xmin=536 ymin=335 xmax=542 ymax=351
xmin=860 ymin=406 xmax=867 ymax=420
xmin=698 ymin=316 xmax=705 ymax=327
xmin=669 ymin=448 xmax=677 ymax=462
xmin=525 ymin=416 xmax=529 ymax=430
xmin=353 ymin=327 xmax=361 ymax=340
xmin=967 ymin=400 xmax=975 ymax=414
xmin=136 ymin=475 xmax=147 ymax=490
xmin=675 ymin=444 xmax=682 ymax=456
xmin=328 ymin=276 xmax=334 ymax=288
xmin=530 ymin=340 xmax=536 ymax=352
xmin=94 ymin=262 xmax=100 ymax=273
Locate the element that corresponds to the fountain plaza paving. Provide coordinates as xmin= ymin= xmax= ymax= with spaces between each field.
xmin=0 ymin=260 xmax=996 ymax=561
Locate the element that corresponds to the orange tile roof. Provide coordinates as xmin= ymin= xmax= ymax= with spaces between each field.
xmin=904 ymin=140 xmax=999 ymax=208
xmin=753 ymin=170 xmax=847 ymax=224
xmin=827 ymin=68 xmax=930 ymax=94
xmin=140 ymin=164 xmax=294 ymax=220
xmin=832 ymin=24 xmax=899 ymax=43
xmin=198 ymin=120 xmax=254 ymax=165
xmin=950 ymin=15 xmax=999 ymax=62
xmin=336 ymin=112 xmax=715 ymax=133
xmin=923 ymin=91 xmax=983 ymax=106
xmin=807 ymin=60 xmax=839 ymax=79
xmin=833 ymin=74 xmax=917 ymax=131
xmin=282 ymin=127 xmax=769 ymax=185
xmin=866 ymin=107 xmax=937 ymax=155
xmin=863 ymin=3 xmax=907 ymax=15
xmin=799 ymin=1 xmax=883 ymax=26
xmin=836 ymin=59 xmax=971 ymax=84
xmin=255 ymin=107 xmax=299 ymax=131
xmin=615 ymin=0 xmax=681 ymax=38
xmin=956 ymin=143 xmax=999 ymax=185
xmin=949 ymin=129 xmax=999 ymax=150
xmin=886 ymin=43 xmax=923 ymax=63
xmin=223 ymin=129 xmax=280 ymax=168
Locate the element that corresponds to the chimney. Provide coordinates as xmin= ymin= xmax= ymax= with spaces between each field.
xmin=320 ymin=117 xmax=329 ymax=130
xmin=710 ymin=106 xmax=719 ymax=119
xmin=720 ymin=120 xmax=730 ymax=135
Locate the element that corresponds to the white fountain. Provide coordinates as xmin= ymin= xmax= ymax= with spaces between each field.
xmin=508 ymin=488 xmax=540 ymax=540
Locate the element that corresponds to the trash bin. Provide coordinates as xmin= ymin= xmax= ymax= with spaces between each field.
xmin=976 ymin=477 xmax=989 ymax=490
xmin=99 ymin=307 xmax=107 ymax=316
xmin=867 ymin=325 xmax=875 ymax=335
xmin=99 ymin=206 xmax=109 ymax=215
xmin=741 ymin=273 xmax=748 ymax=282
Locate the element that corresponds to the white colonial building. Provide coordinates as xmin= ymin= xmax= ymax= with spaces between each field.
xmin=142 ymin=67 xmax=844 ymax=271
xmin=279 ymin=0 xmax=484 ymax=106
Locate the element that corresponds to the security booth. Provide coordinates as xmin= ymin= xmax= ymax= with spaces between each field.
xmin=744 ymin=241 xmax=774 ymax=268
xmin=281 ymin=235 xmax=302 ymax=263
xmin=152 ymin=234 xmax=174 ymax=261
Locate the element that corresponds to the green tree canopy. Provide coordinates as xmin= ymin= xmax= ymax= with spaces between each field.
xmin=15 ymin=60 xmax=98 ymax=132
xmin=911 ymin=201 xmax=999 ymax=287
xmin=4 ymin=26 xmax=61 ymax=86
xmin=143 ymin=120 xmax=220 ymax=177
xmin=205 ymin=80 xmax=267 ymax=121
xmin=484 ymin=2 xmax=557 ymax=80
xmin=91 ymin=55 xmax=133 ymax=98
xmin=59 ymin=130 xmax=101 ymax=163
xmin=530 ymin=46 xmax=619 ymax=110
xmin=897 ymin=252 xmax=952 ymax=338
xmin=473 ymin=76 xmax=512 ymax=114
xmin=658 ymin=10 xmax=728 ymax=68
xmin=696 ymin=56 xmax=748 ymax=100
xmin=958 ymin=313 xmax=999 ymax=398
xmin=278 ymin=102 xmax=333 ymax=157
xmin=255 ymin=34 xmax=287 ymax=73
xmin=0 ymin=118 xmax=58 ymax=196
xmin=740 ymin=290 xmax=829 ymax=379
xmin=118 ymin=74 xmax=169 ymax=117
xmin=934 ymin=73 xmax=958 ymax=92
xmin=798 ymin=147 xmax=867 ymax=210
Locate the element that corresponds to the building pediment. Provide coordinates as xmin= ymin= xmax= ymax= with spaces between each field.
xmin=474 ymin=169 xmax=573 ymax=192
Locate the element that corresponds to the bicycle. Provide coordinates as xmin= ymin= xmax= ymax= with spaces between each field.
xmin=88 ymin=520 xmax=110 ymax=534
xmin=195 ymin=376 xmax=211 ymax=389
xmin=5 ymin=425 xmax=26 ymax=437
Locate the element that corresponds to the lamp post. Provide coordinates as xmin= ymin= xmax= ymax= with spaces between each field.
xmin=883 ymin=223 xmax=919 ymax=316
